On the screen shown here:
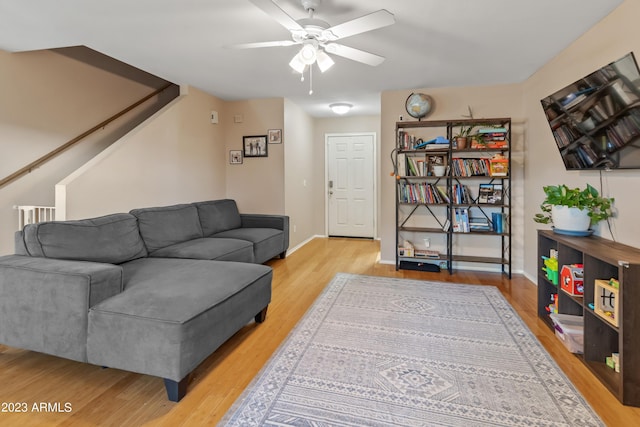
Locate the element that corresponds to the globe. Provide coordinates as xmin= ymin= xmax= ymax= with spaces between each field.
xmin=405 ymin=93 xmax=434 ymax=119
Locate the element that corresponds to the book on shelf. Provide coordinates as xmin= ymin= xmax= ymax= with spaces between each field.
xmin=397 ymin=153 xmax=407 ymax=176
xmin=421 ymin=144 xmax=450 ymax=150
xmin=469 ymin=216 xmax=491 ymax=231
xmin=414 ymin=136 xmax=449 ymax=149
xmin=436 ymin=186 xmax=449 ymax=203
xmin=414 ymin=249 xmax=440 ymax=259
xmin=399 ymin=182 xmax=448 ymax=204
xmin=478 ymin=127 xmax=507 ymax=134
xmin=491 ymin=212 xmax=507 ymax=233
xmin=485 ymin=140 xmax=508 ymax=149
xmin=452 ymin=207 xmax=469 ymax=233
xmin=451 ymin=158 xmax=491 ymax=176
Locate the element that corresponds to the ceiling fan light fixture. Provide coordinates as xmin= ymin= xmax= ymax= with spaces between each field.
xmin=289 ymin=53 xmax=306 ymax=73
xmin=316 ymin=50 xmax=334 ymax=72
xmin=330 ymin=103 xmax=352 ymax=115
xmin=299 ymin=42 xmax=317 ymax=65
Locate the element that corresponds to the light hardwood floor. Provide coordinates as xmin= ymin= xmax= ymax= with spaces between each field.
xmin=1 ymin=237 xmax=639 ymax=426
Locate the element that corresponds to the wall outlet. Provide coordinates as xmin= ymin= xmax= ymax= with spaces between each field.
xmin=293 ymin=224 xmax=297 ymax=233
xmin=423 ymin=238 xmax=430 ymax=248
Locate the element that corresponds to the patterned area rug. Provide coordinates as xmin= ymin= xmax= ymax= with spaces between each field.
xmin=221 ymin=273 xmax=603 ymax=426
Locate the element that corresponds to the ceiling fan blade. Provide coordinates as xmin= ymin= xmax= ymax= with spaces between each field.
xmin=228 ymin=40 xmax=297 ymax=49
xmin=249 ymin=0 xmax=304 ymax=32
xmin=324 ymin=43 xmax=386 ymax=66
xmin=322 ymin=10 xmax=395 ymax=41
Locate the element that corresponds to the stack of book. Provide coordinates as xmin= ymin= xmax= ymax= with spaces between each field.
xmin=478 ymin=127 xmax=508 ymax=149
xmin=469 ymin=216 xmax=491 ymax=231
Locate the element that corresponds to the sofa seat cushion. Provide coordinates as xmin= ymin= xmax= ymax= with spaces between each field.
xmin=87 ymin=258 xmax=272 ymax=382
xmin=130 ymin=204 xmax=203 ymax=253
xmin=148 ymin=238 xmax=254 ymax=263
xmin=213 ymin=228 xmax=283 ymax=264
xmin=20 ymin=213 xmax=147 ymax=264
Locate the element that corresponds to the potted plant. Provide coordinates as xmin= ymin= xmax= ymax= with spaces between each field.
xmin=470 ymin=133 xmax=486 ymax=148
xmin=453 ymin=125 xmax=473 ymax=149
xmin=533 ymin=184 xmax=614 ymax=233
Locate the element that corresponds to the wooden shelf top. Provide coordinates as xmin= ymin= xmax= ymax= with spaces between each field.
xmin=538 ymin=229 xmax=640 ymax=266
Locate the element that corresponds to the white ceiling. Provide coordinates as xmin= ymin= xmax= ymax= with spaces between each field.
xmin=0 ymin=0 xmax=623 ymax=117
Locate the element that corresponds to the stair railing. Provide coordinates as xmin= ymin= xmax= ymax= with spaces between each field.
xmin=0 ymin=82 xmax=174 ymax=189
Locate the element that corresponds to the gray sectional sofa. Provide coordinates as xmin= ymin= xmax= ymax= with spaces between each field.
xmin=0 ymin=199 xmax=289 ymax=402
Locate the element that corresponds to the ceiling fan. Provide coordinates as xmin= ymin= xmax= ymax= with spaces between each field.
xmin=232 ymin=0 xmax=395 ymax=74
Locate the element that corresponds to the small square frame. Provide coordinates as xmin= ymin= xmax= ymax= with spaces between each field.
xmin=243 ymin=135 xmax=268 ymax=157
xmin=268 ymin=129 xmax=282 ymax=144
xmin=229 ymin=150 xmax=243 ymax=164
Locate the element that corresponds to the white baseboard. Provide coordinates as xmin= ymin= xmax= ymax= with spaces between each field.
xmin=286 ymin=235 xmax=324 ymax=256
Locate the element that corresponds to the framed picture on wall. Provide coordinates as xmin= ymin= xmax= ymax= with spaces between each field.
xmin=243 ymin=135 xmax=268 ymax=157
xmin=268 ymin=129 xmax=282 ymax=144
xmin=229 ymin=150 xmax=243 ymax=164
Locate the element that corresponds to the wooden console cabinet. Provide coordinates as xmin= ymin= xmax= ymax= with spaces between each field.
xmin=537 ymin=229 xmax=640 ymax=406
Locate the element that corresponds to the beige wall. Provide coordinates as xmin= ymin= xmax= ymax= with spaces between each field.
xmin=0 ymin=49 xmax=157 ymax=255
xmin=224 ymin=98 xmax=285 ymax=215
xmin=284 ymin=99 xmax=315 ymax=249
xmin=57 ymin=86 xmax=227 ymax=218
xmin=380 ymin=85 xmax=525 ymax=271
xmin=522 ymin=0 xmax=640 ymax=280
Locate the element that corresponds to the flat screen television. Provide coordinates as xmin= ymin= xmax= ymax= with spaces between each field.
xmin=541 ymin=52 xmax=640 ymax=170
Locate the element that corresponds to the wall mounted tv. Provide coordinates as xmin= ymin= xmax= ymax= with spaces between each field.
xmin=541 ymin=52 xmax=640 ymax=170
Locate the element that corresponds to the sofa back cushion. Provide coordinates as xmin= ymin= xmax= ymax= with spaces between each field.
xmin=130 ymin=204 xmax=203 ymax=253
xmin=21 ymin=213 xmax=147 ymax=264
xmin=194 ymin=199 xmax=242 ymax=236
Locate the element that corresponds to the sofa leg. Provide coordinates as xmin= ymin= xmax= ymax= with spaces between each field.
xmin=255 ymin=306 xmax=268 ymax=324
xmin=279 ymin=251 xmax=287 ymax=259
xmin=164 ymin=375 xmax=189 ymax=402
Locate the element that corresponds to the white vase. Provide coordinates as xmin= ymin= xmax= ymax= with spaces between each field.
xmin=552 ymin=205 xmax=591 ymax=232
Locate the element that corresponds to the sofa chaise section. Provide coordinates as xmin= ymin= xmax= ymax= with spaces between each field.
xmin=87 ymin=258 xmax=272 ymax=401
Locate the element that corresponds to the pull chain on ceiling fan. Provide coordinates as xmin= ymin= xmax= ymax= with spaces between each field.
xmin=230 ymin=0 xmax=395 ymax=94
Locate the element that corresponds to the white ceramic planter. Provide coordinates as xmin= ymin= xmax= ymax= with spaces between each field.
xmin=552 ymin=205 xmax=591 ymax=232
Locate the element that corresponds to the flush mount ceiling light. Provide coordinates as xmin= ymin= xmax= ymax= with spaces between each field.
xmin=330 ymin=103 xmax=352 ymax=115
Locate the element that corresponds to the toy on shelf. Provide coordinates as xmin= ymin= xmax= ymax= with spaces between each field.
xmin=594 ymin=279 xmax=619 ymax=327
xmin=607 ymin=353 xmax=620 ymax=372
xmin=561 ymin=264 xmax=584 ymax=295
xmin=542 ymin=256 xmax=559 ymax=285
xmin=545 ymin=293 xmax=558 ymax=314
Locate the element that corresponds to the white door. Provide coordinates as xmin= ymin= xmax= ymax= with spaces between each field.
xmin=326 ymin=133 xmax=375 ymax=238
